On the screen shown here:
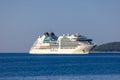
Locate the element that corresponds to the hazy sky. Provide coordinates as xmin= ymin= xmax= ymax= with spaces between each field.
xmin=0 ymin=0 xmax=120 ymax=52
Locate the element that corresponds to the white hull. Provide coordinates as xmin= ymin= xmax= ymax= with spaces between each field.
xmin=29 ymin=45 xmax=94 ymax=54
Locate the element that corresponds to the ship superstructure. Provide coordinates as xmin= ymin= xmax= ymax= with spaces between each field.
xmin=29 ymin=32 xmax=96 ymax=54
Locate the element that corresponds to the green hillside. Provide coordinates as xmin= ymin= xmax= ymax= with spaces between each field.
xmin=92 ymin=42 xmax=120 ymax=52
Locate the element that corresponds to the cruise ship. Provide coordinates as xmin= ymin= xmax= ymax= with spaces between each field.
xmin=29 ymin=32 xmax=96 ymax=54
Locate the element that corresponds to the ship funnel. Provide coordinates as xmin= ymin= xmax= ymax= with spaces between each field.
xmin=44 ymin=32 xmax=49 ymax=37
xmin=50 ymin=32 xmax=58 ymax=40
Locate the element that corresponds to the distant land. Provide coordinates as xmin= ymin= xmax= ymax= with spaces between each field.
xmin=91 ymin=42 xmax=120 ymax=53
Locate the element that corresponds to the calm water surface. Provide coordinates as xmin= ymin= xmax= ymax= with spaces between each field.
xmin=0 ymin=53 xmax=120 ymax=80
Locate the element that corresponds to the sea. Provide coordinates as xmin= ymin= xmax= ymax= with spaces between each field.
xmin=0 ymin=53 xmax=120 ymax=80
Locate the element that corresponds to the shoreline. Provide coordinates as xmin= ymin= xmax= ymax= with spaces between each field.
xmin=90 ymin=51 xmax=120 ymax=53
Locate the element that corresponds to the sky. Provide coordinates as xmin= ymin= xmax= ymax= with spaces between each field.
xmin=0 ymin=0 xmax=120 ymax=52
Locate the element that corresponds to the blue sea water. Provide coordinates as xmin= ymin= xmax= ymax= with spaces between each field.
xmin=0 ymin=53 xmax=120 ymax=80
